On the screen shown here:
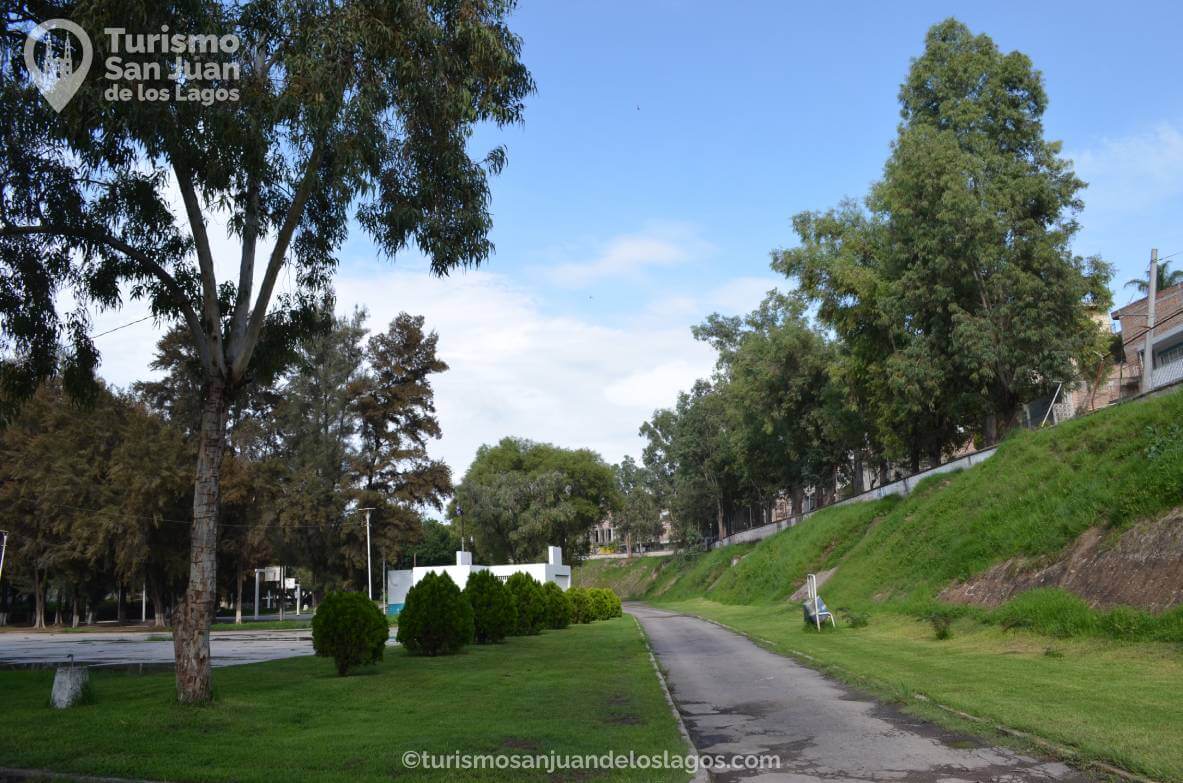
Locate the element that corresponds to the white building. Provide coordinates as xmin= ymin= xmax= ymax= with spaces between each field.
xmin=385 ymin=546 xmax=571 ymax=616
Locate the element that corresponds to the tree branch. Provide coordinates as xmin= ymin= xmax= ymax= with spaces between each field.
xmin=172 ymin=161 xmax=227 ymax=377
xmin=228 ymin=142 xmax=325 ymax=381
xmin=227 ymin=175 xmax=260 ymax=364
xmin=0 ymin=223 xmax=214 ymax=374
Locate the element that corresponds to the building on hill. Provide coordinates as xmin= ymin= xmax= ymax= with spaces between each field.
xmin=385 ymin=546 xmax=571 ymax=616
xmin=1113 ymin=283 xmax=1183 ymax=397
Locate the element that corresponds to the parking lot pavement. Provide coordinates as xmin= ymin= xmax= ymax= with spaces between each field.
xmin=0 ymin=628 xmax=366 ymax=668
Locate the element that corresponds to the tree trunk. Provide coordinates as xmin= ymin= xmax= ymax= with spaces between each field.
xmin=116 ymin=584 xmax=126 ymax=625
xmin=715 ymin=499 xmax=726 ymax=542
xmin=625 ymin=532 xmax=633 ymax=559
xmin=70 ymin=589 xmax=79 ymax=628
xmin=148 ymin=574 xmax=167 ymax=628
xmin=174 ymin=379 xmax=228 ymax=704
xmin=983 ymin=413 xmax=998 ymax=446
xmin=32 ymin=569 xmax=46 ymax=630
xmin=852 ymin=454 xmax=865 ymax=494
xmin=790 ymin=486 xmax=803 ymax=517
xmin=234 ymin=562 xmax=243 ymax=625
xmin=878 ymin=460 xmax=889 ymax=487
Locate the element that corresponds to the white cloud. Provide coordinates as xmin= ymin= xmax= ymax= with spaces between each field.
xmin=542 ymin=221 xmax=714 ymax=287
xmin=1071 ymin=122 xmax=1183 ymax=217
xmin=333 ymin=266 xmax=723 ymax=476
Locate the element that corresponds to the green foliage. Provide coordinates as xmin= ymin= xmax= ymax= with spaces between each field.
xmin=988 ymin=589 xmax=1183 ymax=643
xmin=541 ymin=582 xmax=572 ymax=630
xmin=587 ymin=588 xmax=621 ymax=621
xmin=925 ymin=610 xmax=955 ymax=640
xmin=311 ymin=592 xmax=390 ymax=675
xmin=395 ymin=573 xmax=474 ymax=656
xmin=504 ymin=572 xmax=546 ymax=636
xmin=566 ymin=587 xmax=594 ymax=624
xmin=463 ymin=570 xmax=516 ymax=644
xmin=838 ymin=607 xmax=869 ymax=628
xmin=455 ymin=438 xmax=617 ymax=564
xmin=613 ymin=456 xmax=664 ymax=549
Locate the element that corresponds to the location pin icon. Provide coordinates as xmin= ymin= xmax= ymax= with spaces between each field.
xmin=23 ymin=19 xmax=93 ymax=113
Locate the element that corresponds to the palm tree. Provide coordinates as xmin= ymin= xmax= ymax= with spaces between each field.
xmin=1125 ymin=260 xmax=1183 ymax=294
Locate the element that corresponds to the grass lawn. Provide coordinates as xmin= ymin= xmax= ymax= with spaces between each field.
xmin=659 ymin=598 xmax=1183 ymax=782
xmin=0 ymin=617 xmax=690 ymax=783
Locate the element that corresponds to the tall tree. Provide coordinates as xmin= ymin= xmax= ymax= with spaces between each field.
xmin=455 ymin=437 xmax=617 ymax=564
xmin=779 ymin=19 xmax=1111 ymax=451
xmin=1 ymin=0 xmax=531 ymax=700
xmin=351 ymin=313 xmax=452 ymax=594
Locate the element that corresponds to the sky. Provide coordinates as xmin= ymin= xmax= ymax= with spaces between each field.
xmin=90 ymin=0 xmax=1183 ymax=480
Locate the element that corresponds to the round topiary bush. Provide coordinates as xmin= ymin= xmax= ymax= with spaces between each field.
xmin=567 ymin=587 xmax=592 ymax=624
xmin=311 ymin=591 xmax=390 ymax=675
xmin=464 ymin=569 xmax=516 ymax=644
xmin=588 ymin=587 xmax=615 ymax=621
xmin=541 ymin=581 xmax=571 ymax=630
xmin=505 ymin=572 xmax=546 ymax=635
xmin=396 ymin=572 xmax=475 ymax=656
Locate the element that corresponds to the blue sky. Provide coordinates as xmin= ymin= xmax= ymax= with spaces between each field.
xmin=99 ymin=1 xmax=1183 ymax=476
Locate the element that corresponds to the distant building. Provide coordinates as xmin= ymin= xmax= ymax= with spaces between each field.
xmin=385 ymin=546 xmax=571 ymax=616
xmin=1113 ymin=283 xmax=1183 ymax=397
xmin=588 ymin=513 xmax=672 ymax=554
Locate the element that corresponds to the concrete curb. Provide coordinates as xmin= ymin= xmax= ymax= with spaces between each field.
xmin=653 ymin=606 xmax=1162 ymax=783
xmin=628 ymin=613 xmax=710 ymax=783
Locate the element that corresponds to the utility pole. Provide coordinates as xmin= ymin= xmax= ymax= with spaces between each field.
xmin=1141 ymin=248 xmax=1159 ymax=395
xmin=365 ymin=510 xmax=373 ymax=601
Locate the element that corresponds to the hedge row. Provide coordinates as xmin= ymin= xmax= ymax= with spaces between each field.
xmin=395 ymin=572 xmax=622 ymax=657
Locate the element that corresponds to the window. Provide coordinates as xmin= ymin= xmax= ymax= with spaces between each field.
xmin=1156 ymin=341 xmax=1183 ymax=368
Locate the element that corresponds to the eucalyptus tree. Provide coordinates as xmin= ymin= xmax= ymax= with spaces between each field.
xmin=1 ymin=0 xmax=531 ymax=701
xmin=612 ymin=456 xmax=662 ymax=556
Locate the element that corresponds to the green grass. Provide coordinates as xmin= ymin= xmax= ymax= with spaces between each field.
xmin=209 ymin=619 xmax=314 ymax=631
xmin=0 ymin=618 xmax=689 ymax=782
xmin=660 ymin=598 xmax=1183 ymax=781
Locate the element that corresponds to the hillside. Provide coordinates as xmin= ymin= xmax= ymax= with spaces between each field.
xmin=578 ymin=386 xmax=1183 ymax=639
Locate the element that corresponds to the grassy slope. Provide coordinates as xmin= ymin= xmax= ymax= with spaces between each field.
xmin=581 ymin=387 xmax=1183 ymax=613
xmin=576 ymin=389 xmax=1183 ymax=780
xmin=0 ymin=618 xmax=689 ymax=783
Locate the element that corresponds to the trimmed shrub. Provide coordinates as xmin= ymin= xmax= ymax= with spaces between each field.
xmin=464 ymin=569 xmax=516 ymax=644
xmin=396 ymin=572 xmax=474 ymax=656
xmin=588 ymin=587 xmax=616 ymax=621
xmin=312 ymin=591 xmax=390 ymax=675
xmin=505 ymin=572 xmax=546 ymax=635
xmin=541 ymin=581 xmax=571 ymax=630
xmin=567 ymin=587 xmax=593 ymax=624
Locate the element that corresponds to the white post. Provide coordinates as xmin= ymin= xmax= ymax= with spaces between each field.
xmin=254 ymin=569 xmax=261 ymax=621
xmin=0 ymin=530 xmax=8 ymax=585
xmin=295 ymin=581 xmax=302 ymax=616
xmin=365 ymin=509 xmax=373 ymax=601
xmin=1142 ymin=248 xmax=1159 ymax=394
xmin=141 ymin=580 xmax=147 ymax=623
xmin=279 ymin=565 xmax=285 ymax=622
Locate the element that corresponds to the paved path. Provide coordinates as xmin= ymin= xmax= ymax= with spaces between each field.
xmin=629 ymin=604 xmax=1092 ymax=783
xmin=0 ymin=629 xmax=325 ymax=668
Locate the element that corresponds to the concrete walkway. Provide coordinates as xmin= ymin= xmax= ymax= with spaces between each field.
xmin=629 ymin=604 xmax=1092 ymax=783
xmin=0 ymin=629 xmax=320 ymax=668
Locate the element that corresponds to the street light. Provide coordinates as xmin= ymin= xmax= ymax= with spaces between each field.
xmin=346 ymin=507 xmax=377 ymax=600
xmin=0 ymin=529 xmax=8 ymax=585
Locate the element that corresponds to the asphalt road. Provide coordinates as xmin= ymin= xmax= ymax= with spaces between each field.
xmin=629 ymin=604 xmax=1092 ymax=783
xmin=0 ymin=629 xmax=324 ymax=668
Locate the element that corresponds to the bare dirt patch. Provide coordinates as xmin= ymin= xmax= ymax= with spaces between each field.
xmin=941 ymin=507 xmax=1183 ymax=611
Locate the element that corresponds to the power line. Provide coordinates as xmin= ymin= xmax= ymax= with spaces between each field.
xmin=92 ymin=314 xmax=155 ymax=339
